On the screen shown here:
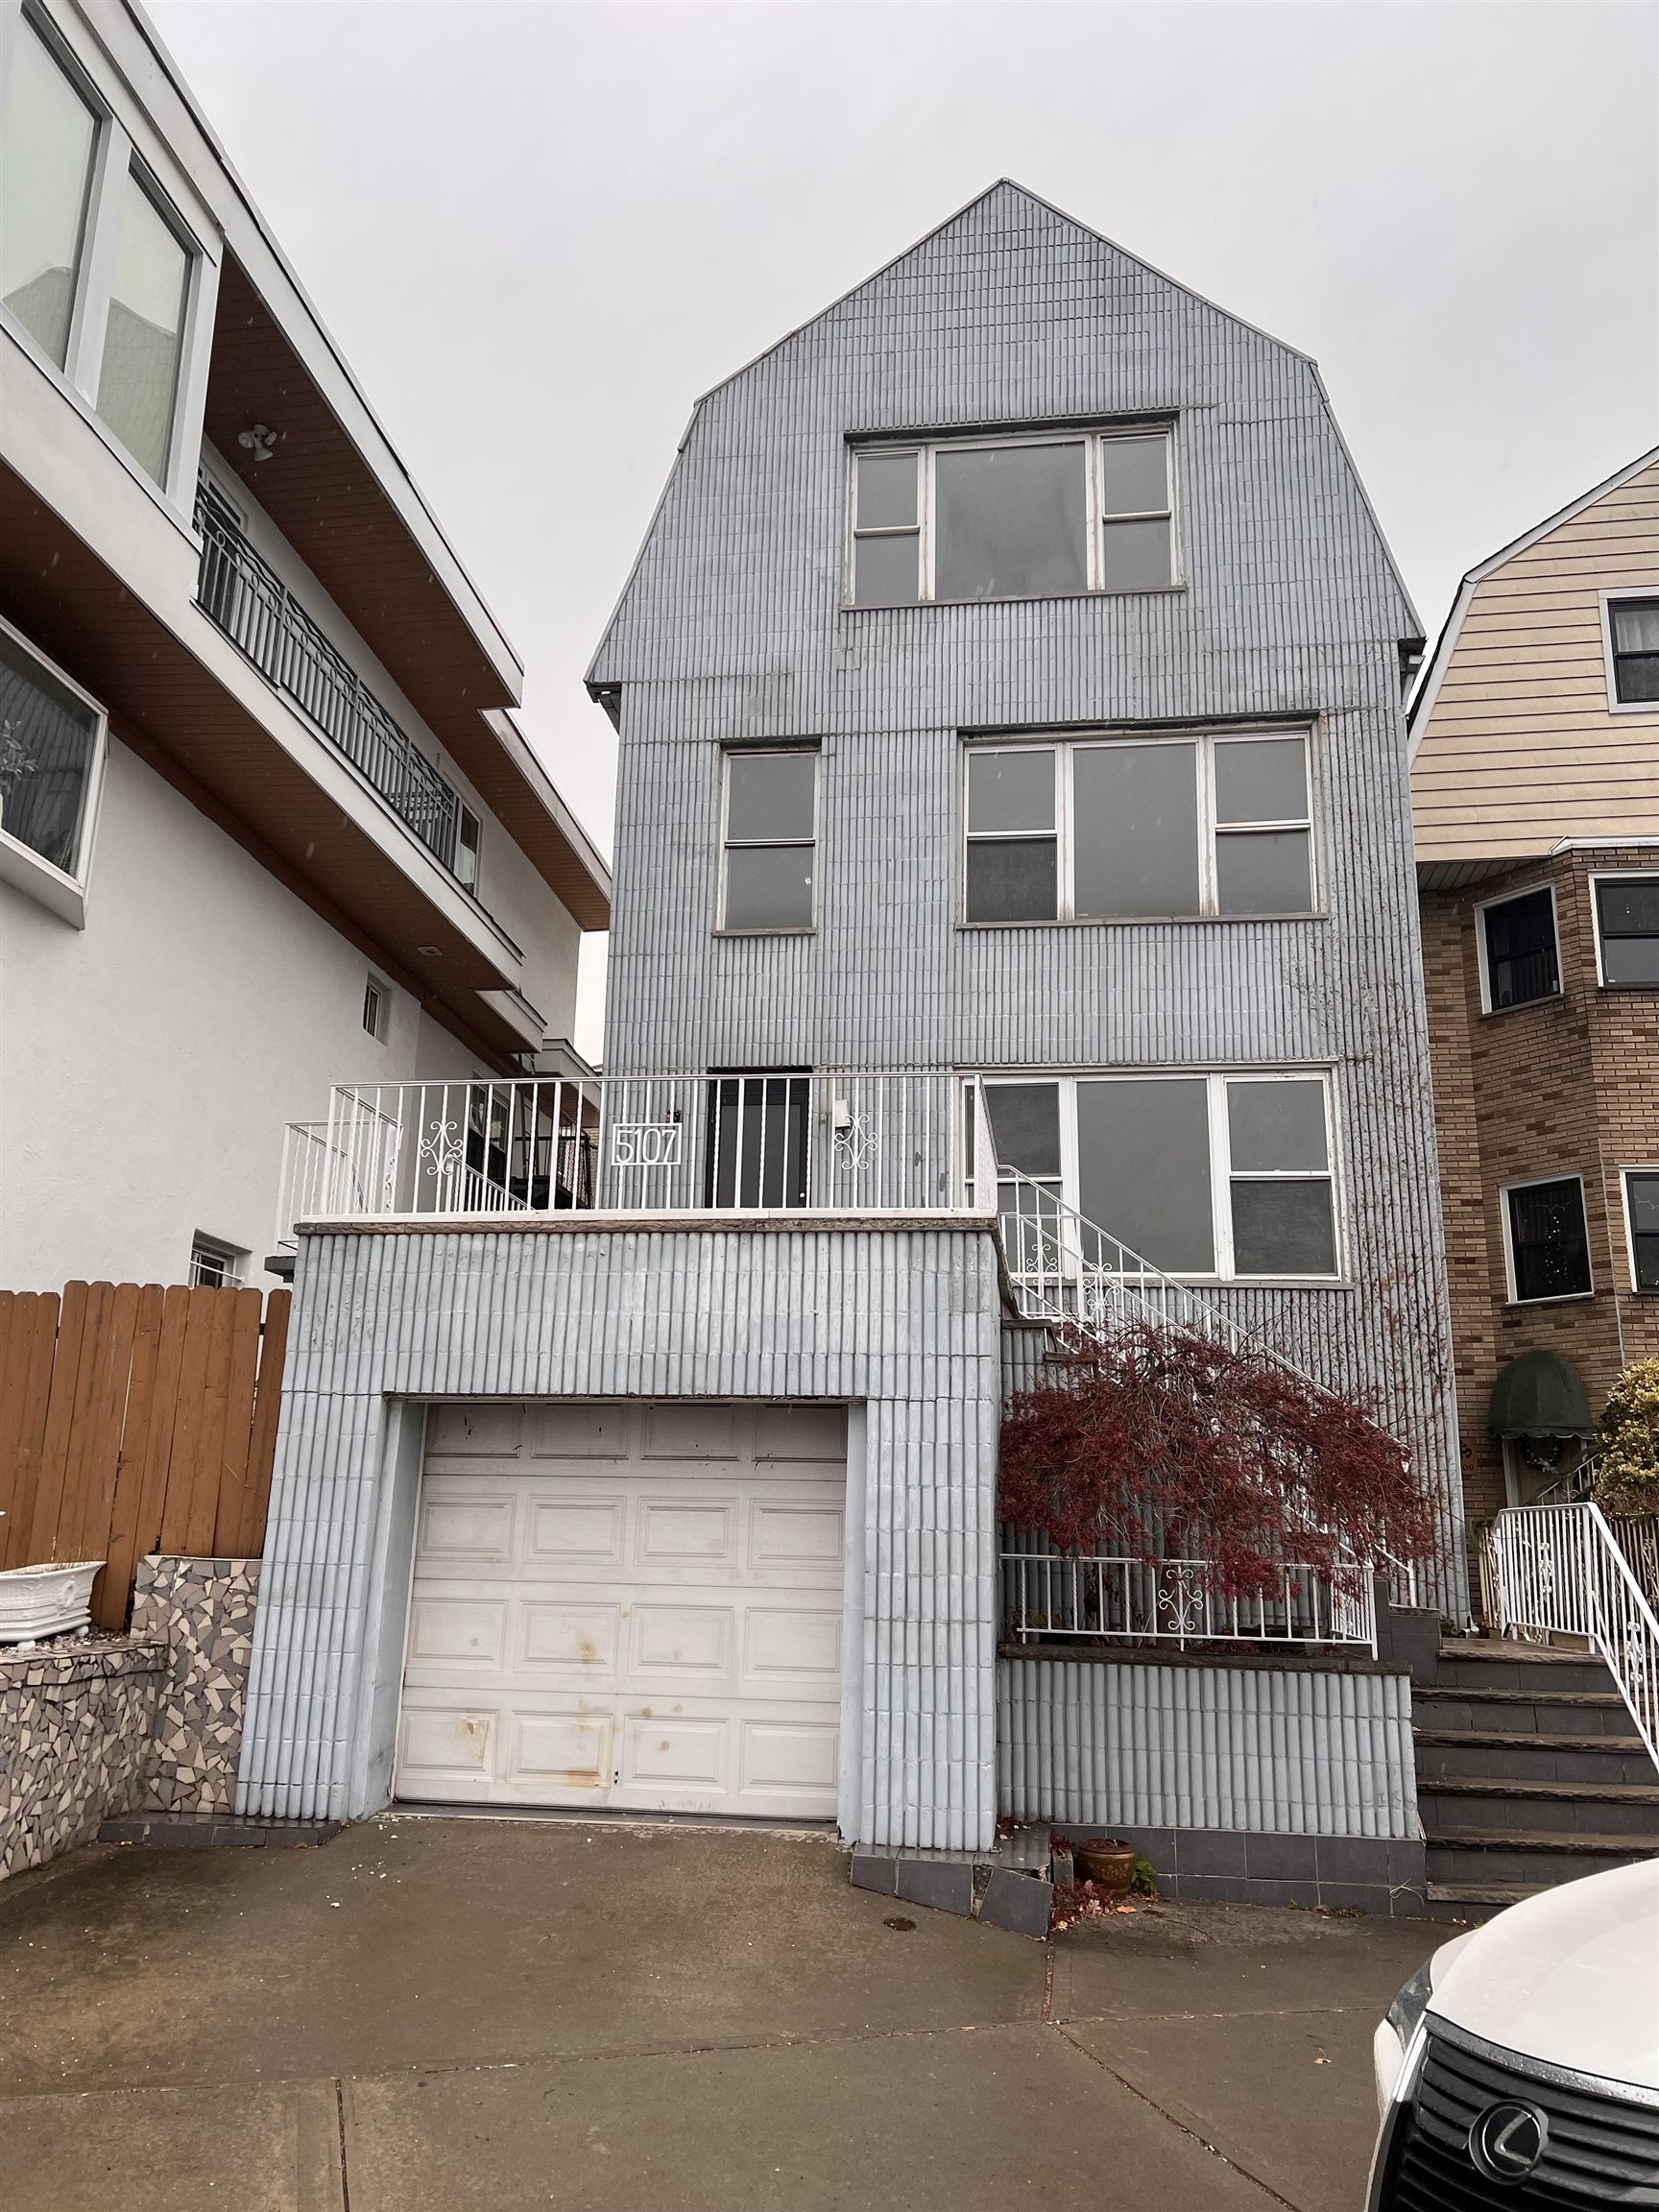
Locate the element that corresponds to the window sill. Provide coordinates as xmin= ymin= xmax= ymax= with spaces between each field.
xmin=958 ymin=912 xmax=1327 ymax=929
xmin=0 ymin=831 xmax=88 ymax=928
xmin=1479 ymin=991 xmax=1565 ymax=1019
xmin=713 ymin=926 xmax=817 ymax=939
xmin=842 ymin=584 xmax=1188 ymax=613
xmin=1597 ymin=980 xmax=1659 ymax=993
xmin=1503 ymin=1292 xmax=1597 ymax=1310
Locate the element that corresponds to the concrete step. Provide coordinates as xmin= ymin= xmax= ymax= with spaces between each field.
xmin=1425 ymin=1828 xmax=1659 ymax=1889
xmin=1412 ymin=1728 xmax=1658 ymax=1788
xmin=1416 ymin=1776 xmax=1659 ymax=1838
xmin=1431 ymin=1642 xmax=1619 ymax=1698
xmin=1413 ymin=1685 xmax=1631 ymax=1736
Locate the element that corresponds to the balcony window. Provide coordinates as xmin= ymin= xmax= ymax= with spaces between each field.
xmin=0 ymin=616 xmax=106 ymax=917
xmin=963 ymin=730 xmax=1314 ymax=924
xmin=95 ymin=168 xmax=190 ymax=485
xmin=984 ymin=1070 xmax=1338 ymax=1280
xmin=1594 ymin=874 xmax=1659 ymax=987
xmin=1503 ymin=1176 xmax=1592 ymax=1303
xmin=455 ymin=804 xmax=482 ymax=893
xmin=848 ymin=426 xmax=1177 ymax=607
xmin=719 ymin=748 xmax=817 ymax=931
xmin=0 ymin=14 xmax=98 ymax=368
xmin=1477 ymin=884 xmax=1560 ymax=1011
xmin=703 ymin=1071 xmax=810 ymax=1207
xmin=1607 ymin=597 xmax=1659 ymax=706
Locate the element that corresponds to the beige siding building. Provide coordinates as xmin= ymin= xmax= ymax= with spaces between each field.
xmin=1410 ymin=449 xmax=1659 ymax=1531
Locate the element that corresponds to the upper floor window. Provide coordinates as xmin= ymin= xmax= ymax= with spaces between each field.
xmin=984 ymin=1070 xmax=1339 ymax=1281
xmin=95 ymin=167 xmax=191 ymax=484
xmin=848 ymin=427 xmax=1176 ymax=608
xmin=719 ymin=748 xmax=818 ymax=931
xmin=0 ymin=12 xmax=202 ymax=493
xmin=1476 ymin=884 xmax=1559 ymax=1012
xmin=0 ymin=13 xmax=97 ymax=368
xmin=1503 ymin=1175 xmax=1591 ymax=1303
xmin=1607 ymin=597 xmax=1659 ymax=706
xmin=1623 ymin=1171 xmax=1659 ymax=1295
xmin=1593 ymin=874 xmax=1659 ymax=988
xmin=964 ymin=730 xmax=1313 ymax=925
xmin=455 ymin=804 xmax=482 ymax=893
xmin=0 ymin=613 xmax=107 ymax=923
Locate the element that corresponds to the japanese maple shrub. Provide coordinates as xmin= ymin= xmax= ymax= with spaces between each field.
xmin=998 ymin=1322 xmax=1431 ymax=1599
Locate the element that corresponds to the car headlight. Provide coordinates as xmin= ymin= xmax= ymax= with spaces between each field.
xmin=1385 ymin=1958 xmax=1434 ymax=2049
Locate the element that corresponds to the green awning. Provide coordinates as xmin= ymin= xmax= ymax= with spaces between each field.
xmin=1489 ymin=1350 xmax=1594 ymax=1439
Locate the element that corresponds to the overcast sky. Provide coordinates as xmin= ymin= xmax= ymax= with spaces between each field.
xmin=150 ymin=0 xmax=1658 ymax=1056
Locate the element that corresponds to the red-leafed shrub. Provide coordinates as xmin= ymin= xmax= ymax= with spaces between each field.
xmin=998 ymin=1323 xmax=1431 ymax=1599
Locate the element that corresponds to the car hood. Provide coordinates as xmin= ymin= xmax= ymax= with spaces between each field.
xmin=1431 ymin=1861 xmax=1659 ymax=2092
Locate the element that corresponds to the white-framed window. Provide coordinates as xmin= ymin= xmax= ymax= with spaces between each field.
xmin=0 ymin=611 xmax=108 ymax=925
xmin=981 ymin=1069 xmax=1341 ymax=1281
xmin=1501 ymin=1173 xmax=1593 ymax=1304
xmin=1473 ymin=881 xmax=1561 ymax=1013
xmin=1622 ymin=1169 xmax=1659 ymax=1295
xmin=362 ymin=973 xmax=390 ymax=1042
xmin=455 ymin=803 xmax=482 ymax=894
xmin=187 ymin=1236 xmax=246 ymax=1288
xmin=0 ymin=6 xmax=209 ymax=500
xmin=963 ymin=729 xmax=1315 ymax=924
xmin=718 ymin=747 xmax=818 ymax=932
xmin=1601 ymin=593 xmax=1659 ymax=710
xmin=846 ymin=424 xmax=1178 ymax=608
xmin=1590 ymin=872 xmax=1659 ymax=988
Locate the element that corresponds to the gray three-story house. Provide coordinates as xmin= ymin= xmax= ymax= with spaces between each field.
xmin=245 ymin=184 xmax=1460 ymax=1896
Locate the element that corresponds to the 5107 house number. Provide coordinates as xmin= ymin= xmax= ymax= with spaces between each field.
xmin=609 ymin=1122 xmax=684 ymax=1169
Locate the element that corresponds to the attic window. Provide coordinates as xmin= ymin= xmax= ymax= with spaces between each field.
xmin=1608 ymin=597 xmax=1659 ymax=706
xmin=848 ymin=426 xmax=1177 ymax=608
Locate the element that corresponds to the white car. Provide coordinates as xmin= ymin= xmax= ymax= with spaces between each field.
xmin=1368 ymin=1859 xmax=1659 ymax=2208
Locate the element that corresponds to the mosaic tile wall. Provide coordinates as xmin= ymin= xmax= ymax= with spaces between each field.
xmin=0 ymin=1635 xmax=166 ymax=1880
xmin=132 ymin=1556 xmax=262 ymax=1814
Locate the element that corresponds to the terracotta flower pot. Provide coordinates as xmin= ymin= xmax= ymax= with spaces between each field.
xmin=1072 ymin=1839 xmax=1138 ymax=1895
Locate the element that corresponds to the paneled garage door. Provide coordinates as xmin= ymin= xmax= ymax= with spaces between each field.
xmin=395 ymin=1401 xmax=848 ymax=1818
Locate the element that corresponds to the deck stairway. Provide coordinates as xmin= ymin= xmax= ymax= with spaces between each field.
xmin=1414 ymin=1635 xmax=1659 ymax=1919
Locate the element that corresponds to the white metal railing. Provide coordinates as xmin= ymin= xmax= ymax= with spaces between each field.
xmin=278 ymin=1072 xmax=998 ymax=1238
xmin=1481 ymin=1503 xmax=1659 ymax=1765
xmin=1000 ymin=1549 xmax=1377 ymax=1653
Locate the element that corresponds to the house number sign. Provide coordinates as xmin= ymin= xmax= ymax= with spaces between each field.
xmin=609 ymin=1122 xmax=683 ymax=1169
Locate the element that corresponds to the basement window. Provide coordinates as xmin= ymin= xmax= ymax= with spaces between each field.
xmin=188 ymin=1237 xmax=246 ymax=1288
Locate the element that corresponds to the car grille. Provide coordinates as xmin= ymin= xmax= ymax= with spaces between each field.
xmin=1379 ymin=2019 xmax=1659 ymax=2209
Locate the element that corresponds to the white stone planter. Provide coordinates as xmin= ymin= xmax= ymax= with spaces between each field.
xmin=0 ymin=1561 xmax=104 ymax=1645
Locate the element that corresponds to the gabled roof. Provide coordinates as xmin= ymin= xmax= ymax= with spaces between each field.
xmin=588 ymin=180 xmax=1422 ymax=685
xmin=1407 ymin=445 xmax=1659 ymax=758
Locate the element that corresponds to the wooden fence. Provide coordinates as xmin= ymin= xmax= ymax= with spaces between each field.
xmin=0 ymin=1283 xmax=291 ymax=1629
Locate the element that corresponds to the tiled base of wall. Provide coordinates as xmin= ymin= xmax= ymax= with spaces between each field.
xmin=1071 ymin=1825 xmax=1430 ymax=1916
xmin=0 ymin=1635 xmax=167 ymax=1880
xmin=132 ymin=1556 xmax=260 ymax=1814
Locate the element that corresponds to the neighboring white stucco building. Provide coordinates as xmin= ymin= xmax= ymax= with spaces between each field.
xmin=0 ymin=0 xmax=610 ymax=1291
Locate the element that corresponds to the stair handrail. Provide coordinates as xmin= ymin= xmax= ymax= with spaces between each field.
xmin=1483 ymin=1501 xmax=1659 ymax=1768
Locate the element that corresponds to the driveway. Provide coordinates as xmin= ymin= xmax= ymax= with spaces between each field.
xmin=0 ymin=1816 xmax=1436 ymax=2210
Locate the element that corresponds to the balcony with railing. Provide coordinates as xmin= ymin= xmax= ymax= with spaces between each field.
xmin=195 ymin=480 xmax=469 ymax=878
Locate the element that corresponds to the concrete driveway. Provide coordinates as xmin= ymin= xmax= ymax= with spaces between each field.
xmin=0 ymin=1816 xmax=1437 ymax=2211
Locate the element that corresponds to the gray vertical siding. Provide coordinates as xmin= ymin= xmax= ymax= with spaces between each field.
xmin=589 ymin=183 xmax=1464 ymax=1613
xmin=238 ymin=1223 xmax=1006 ymax=1850
xmin=998 ymin=1655 xmax=1419 ymax=1839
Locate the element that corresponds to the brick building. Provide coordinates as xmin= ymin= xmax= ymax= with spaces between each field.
xmin=1410 ymin=450 xmax=1659 ymax=1527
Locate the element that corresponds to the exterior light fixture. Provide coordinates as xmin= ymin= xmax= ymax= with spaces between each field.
xmin=237 ymin=423 xmax=277 ymax=461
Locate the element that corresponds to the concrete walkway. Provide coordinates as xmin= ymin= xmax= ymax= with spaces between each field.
xmin=0 ymin=1817 xmax=1438 ymax=2210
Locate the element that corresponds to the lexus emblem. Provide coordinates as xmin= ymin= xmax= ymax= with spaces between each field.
xmin=1469 ymin=2100 xmax=1549 ymax=2183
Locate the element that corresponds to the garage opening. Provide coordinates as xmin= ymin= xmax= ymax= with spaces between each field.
xmin=395 ymin=1401 xmax=849 ymax=1819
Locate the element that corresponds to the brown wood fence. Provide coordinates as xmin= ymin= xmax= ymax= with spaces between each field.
xmin=0 ymin=1283 xmax=291 ymax=1629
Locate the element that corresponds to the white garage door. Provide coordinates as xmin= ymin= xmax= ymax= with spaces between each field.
xmin=395 ymin=1400 xmax=848 ymax=1819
